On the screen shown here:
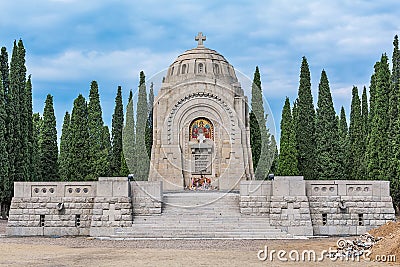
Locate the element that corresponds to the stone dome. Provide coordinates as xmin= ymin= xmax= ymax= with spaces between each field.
xmin=164 ymin=46 xmax=239 ymax=85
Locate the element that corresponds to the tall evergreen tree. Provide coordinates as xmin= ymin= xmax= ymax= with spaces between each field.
xmin=87 ymin=81 xmax=109 ymax=179
xmin=389 ymin=35 xmax=400 ymax=211
xmin=136 ymin=71 xmax=150 ymax=180
xmin=59 ymin=112 xmax=71 ymax=181
xmin=361 ymin=86 xmax=369 ymax=178
xmin=250 ymin=66 xmax=271 ymax=179
xmin=31 ymin=113 xmax=42 ymax=181
xmin=270 ymin=135 xmax=279 ymax=175
xmin=315 ymin=70 xmax=340 ymax=180
xmin=0 ymin=72 xmax=9 ymax=218
xmin=0 ymin=47 xmax=9 ymax=96
xmin=294 ymin=57 xmax=316 ymax=179
xmin=145 ymin=82 xmax=154 ymax=158
xmin=338 ymin=107 xmax=349 ymax=179
xmin=23 ymin=75 xmax=33 ymax=181
xmin=277 ymin=97 xmax=298 ymax=176
xmin=122 ymin=90 xmax=135 ymax=176
xmin=102 ymin=125 xmax=112 ymax=175
xmin=40 ymin=94 xmax=59 ymax=181
xmin=348 ymin=87 xmax=364 ymax=180
xmin=69 ymin=94 xmax=90 ymax=181
xmin=111 ymin=86 xmax=124 ymax=176
xmin=367 ymin=54 xmax=391 ymax=180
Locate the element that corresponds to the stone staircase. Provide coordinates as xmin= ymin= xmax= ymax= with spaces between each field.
xmin=112 ymin=191 xmax=292 ymax=239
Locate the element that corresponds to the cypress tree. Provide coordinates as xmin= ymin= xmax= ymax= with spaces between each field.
xmin=0 ymin=72 xmax=9 ymax=218
xmin=122 ymin=90 xmax=135 ymax=176
xmin=0 ymin=47 xmax=9 ymax=95
xmin=145 ymin=82 xmax=154 ymax=158
xmin=338 ymin=107 xmax=349 ymax=179
xmin=32 ymin=113 xmax=42 ymax=181
xmin=361 ymin=86 xmax=369 ymax=178
xmin=87 ymin=81 xmax=109 ymax=179
xmin=389 ymin=35 xmax=400 ymax=211
xmin=361 ymin=86 xmax=369 ymax=138
xmin=315 ymin=70 xmax=340 ymax=180
xmin=59 ymin=112 xmax=71 ymax=181
xmin=277 ymin=97 xmax=298 ymax=176
xmin=69 ymin=94 xmax=90 ymax=181
xmin=294 ymin=57 xmax=316 ymax=179
xmin=102 ymin=125 xmax=112 ymax=175
xmin=40 ymin=94 xmax=59 ymax=181
xmin=250 ymin=66 xmax=271 ymax=179
xmin=3 ymin=41 xmax=21 ymax=205
xmin=270 ymin=135 xmax=279 ymax=175
xmin=136 ymin=71 xmax=150 ymax=180
xmin=367 ymin=54 xmax=391 ymax=180
xmin=24 ymin=75 xmax=33 ymax=181
xmin=348 ymin=87 xmax=364 ymax=180
xmin=111 ymin=86 xmax=124 ymax=176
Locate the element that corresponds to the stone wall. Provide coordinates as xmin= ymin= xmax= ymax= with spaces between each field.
xmin=7 ymin=181 xmax=96 ymax=236
xmin=239 ymin=177 xmax=395 ymax=236
xmin=7 ymin=177 xmax=164 ymax=237
xmin=306 ymin=180 xmax=396 ymax=235
xmin=131 ymin=181 xmax=163 ymax=215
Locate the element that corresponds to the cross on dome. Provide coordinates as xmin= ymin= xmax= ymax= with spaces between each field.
xmin=195 ymin=32 xmax=206 ymax=47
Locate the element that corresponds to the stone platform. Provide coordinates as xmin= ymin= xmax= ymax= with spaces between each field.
xmin=6 ymin=176 xmax=396 ymax=238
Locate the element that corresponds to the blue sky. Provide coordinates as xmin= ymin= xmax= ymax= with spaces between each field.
xmin=1 ymin=0 xmax=399 ymax=142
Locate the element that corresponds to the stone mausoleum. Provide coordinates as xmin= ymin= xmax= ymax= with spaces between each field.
xmin=6 ymin=33 xmax=396 ymax=238
xmin=149 ymin=32 xmax=253 ymax=191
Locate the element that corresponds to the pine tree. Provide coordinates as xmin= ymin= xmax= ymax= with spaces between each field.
xmin=136 ymin=71 xmax=150 ymax=180
xmin=69 ymin=94 xmax=90 ymax=181
xmin=338 ymin=107 xmax=349 ymax=179
xmin=40 ymin=94 xmax=59 ymax=181
xmin=0 ymin=71 xmax=9 ymax=218
xmin=111 ymin=86 xmax=124 ymax=176
xmin=87 ymin=81 xmax=109 ymax=180
xmin=294 ymin=57 xmax=316 ymax=179
xmin=59 ymin=112 xmax=71 ymax=181
xmin=122 ymin=90 xmax=135 ymax=176
xmin=145 ymin=82 xmax=154 ymax=158
xmin=32 ymin=113 xmax=42 ymax=181
xmin=348 ymin=87 xmax=364 ymax=180
xmin=367 ymin=54 xmax=391 ymax=180
xmin=277 ymin=97 xmax=298 ymax=176
xmin=250 ymin=66 xmax=271 ymax=179
xmin=315 ymin=70 xmax=340 ymax=180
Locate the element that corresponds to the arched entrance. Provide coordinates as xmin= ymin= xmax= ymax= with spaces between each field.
xmin=188 ymin=117 xmax=214 ymax=189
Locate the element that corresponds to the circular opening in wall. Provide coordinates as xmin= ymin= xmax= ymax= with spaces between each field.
xmin=364 ymin=187 xmax=369 ymax=192
xmin=313 ymin=187 xmax=319 ymax=192
xmin=356 ymin=187 xmax=362 ymax=191
xmin=348 ymin=187 xmax=354 ymax=192
xmin=75 ymin=188 xmax=81 ymax=193
xmin=321 ymin=187 xmax=327 ymax=192
xmin=68 ymin=188 xmax=73 ymax=194
xmin=34 ymin=188 xmax=39 ymax=194
xmin=329 ymin=187 xmax=335 ymax=192
xmin=42 ymin=188 xmax=47 ymax=193
xmin=83 ymin=188 xmax=89 ymax=193
xmin=49 ymin=188 xmax=54 ymax=193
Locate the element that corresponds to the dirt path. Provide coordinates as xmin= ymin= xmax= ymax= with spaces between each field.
xmin=0 ymin=220 xmax=396 ymax=266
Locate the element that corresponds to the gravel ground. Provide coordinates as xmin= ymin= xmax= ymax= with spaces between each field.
xmin=0 ymin=220 xmax=393 ymax=267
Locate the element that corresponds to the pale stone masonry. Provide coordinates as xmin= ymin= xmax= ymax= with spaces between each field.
xmin=7 ymin=176 xmax=395 ymax=237
xmin=240 ymin=177 xmax=395 ymax=236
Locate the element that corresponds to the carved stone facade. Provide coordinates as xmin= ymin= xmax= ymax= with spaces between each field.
xmin=149 ymin=34 xmax=254 ymax=191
